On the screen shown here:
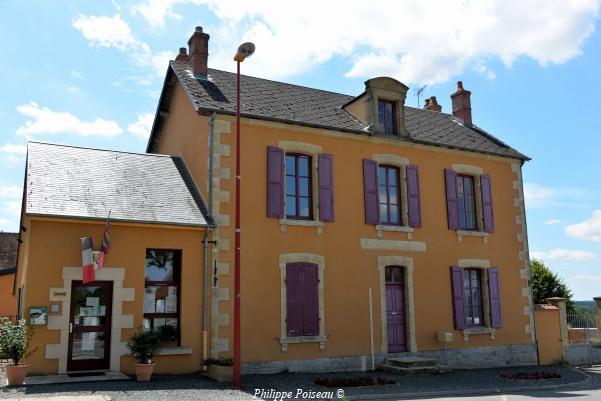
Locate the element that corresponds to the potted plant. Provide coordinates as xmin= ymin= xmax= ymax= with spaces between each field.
xmin=205 ymin=357 xmax=233 ymax=383
xmin=127 ymin=328 xmax=160 ymax=382
xmin=0 ymin=318 xmax=36 ymax=386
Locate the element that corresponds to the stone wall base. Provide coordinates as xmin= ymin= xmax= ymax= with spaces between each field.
xmin=242 ymin=343 xmax=538 ymax=374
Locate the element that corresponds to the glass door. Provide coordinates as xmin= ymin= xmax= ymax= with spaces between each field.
xmin=67 ymin=281 xmax=112 ymax=371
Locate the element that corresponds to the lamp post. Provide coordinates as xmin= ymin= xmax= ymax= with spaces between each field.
xmin=233 ymin=41 xmax=255 ymax=389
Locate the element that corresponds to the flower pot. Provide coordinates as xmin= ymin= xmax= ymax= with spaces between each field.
xmin=135 ymin=363 xmax=156 ymax=382
xmin=5 ymin=364 xmax=28 ymax=386
xmin=207 ymin=364 xmax=233 ymax=383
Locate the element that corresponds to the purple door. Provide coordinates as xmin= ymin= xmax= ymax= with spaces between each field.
xmin=386 ymin=267 xmax=407 ymax=353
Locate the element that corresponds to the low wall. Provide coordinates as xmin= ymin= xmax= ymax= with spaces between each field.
xmin=563 ymin=343 xmax=601 ymax=366
xmin=242 ymin=344 xmax=538 ymax=374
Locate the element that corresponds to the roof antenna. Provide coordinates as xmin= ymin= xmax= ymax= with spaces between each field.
xmin=414 ymin=85 xmax=427 ymax=107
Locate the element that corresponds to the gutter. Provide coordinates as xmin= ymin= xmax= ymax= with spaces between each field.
xmin=202 ymin=112 xmax=217 ymax=370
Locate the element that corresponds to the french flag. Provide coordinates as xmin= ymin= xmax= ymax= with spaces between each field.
xmin=81 ymin=237 xmax=95 ymax=284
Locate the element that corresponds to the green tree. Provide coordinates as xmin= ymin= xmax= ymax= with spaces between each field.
xmin=530 ymin=259 xmax=574 ymax=312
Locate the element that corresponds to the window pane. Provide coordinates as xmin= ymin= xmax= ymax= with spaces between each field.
xmin=463 ymin=177 xmax=473 ymax=195
xmin=392 ymin=267 xmax=402 ymax=283
xmin=385 ymin=268 xmax=392 ymax=282
xmin=286 ymin=176 xmax=296 ymax=196
xmin=388 ymin=168 xmax=397 ymax=185
xmin=298 ymin=157 xmax=309 ymax=177
xmin=378 ymin=101 xmax=385 ymax=128
xmin=379 ymin=185 xmax=387 ymax=203
xmin=378 ymin=167 xmax=386 ymax=185
xmin=299 ymin=177 xmax=310 ymax=196
xmin=390 ymin=206 xmax=399 ymax=224
xmin=286 ymin=156 xmax=295 ymax=175
xmin=389 ymin=188 xmax=398 ymax=205
xmin=145 ymin=250 xmax=174 ymax=281
xmin=299 ymin=198 xmax=310 ymax=217
xmin=380 ymin=204 xmax=388 ymax=223
xmin=456 ymin=177 xmax=464 ymax=195
xmin=286 ymin=196 xmax=296 ymax=216
xmin=144 ymin=285 xmax=178 ymax=314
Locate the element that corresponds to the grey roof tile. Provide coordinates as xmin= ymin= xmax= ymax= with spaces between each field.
xmin=163 ymin=61 xmax=527 ymax=160
xmin=26 ymin=142 xmax=211 ymax=227
xmin=0 ymin=232 xmax=18 ymax=270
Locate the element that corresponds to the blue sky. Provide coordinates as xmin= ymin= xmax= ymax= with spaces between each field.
xmin=1 ymin=1 xmax=600 ymax=299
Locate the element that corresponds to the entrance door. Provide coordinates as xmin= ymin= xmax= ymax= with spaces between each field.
xmin=385 ymin=266 xmax=407 ymax=353
xmin=67 ymin=281 xmax=112 ymax=371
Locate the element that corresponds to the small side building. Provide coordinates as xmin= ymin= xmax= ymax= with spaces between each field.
xmin=0 ymin=232 xmax=18 ymax=316
xmin=15 ymin=142 xmax=212 ymax=375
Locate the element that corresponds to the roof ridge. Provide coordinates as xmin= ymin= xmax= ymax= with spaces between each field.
xmin=172 ymin=62 xmax=357 ymax=100
xmin=28 ymin=140 xmax=172 ymax=159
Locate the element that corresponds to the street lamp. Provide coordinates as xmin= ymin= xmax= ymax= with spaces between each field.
xmin=233 ymin=41 xmax=254 ymax=389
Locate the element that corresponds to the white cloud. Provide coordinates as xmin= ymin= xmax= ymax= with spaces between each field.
xmin=545 ymin=219 xmax=562 ymax=225
xmin=570 ymin=274 xmax=601 ymax=282
xmin=0 ymin=185 xmax=22 ymax=199
xmin=0 ymin=143 xmax=26 ymax=155
xmin=5 ymin=201 xmax=21 ymax=216
xmin=523 ymin=183 xmax=557 ymax=208
xmin=566 ymin=210 xmax=601 ymax=242
xmin=70 ymin=70 xmax=86 ymax=80
xmin=132 ymin=0 xmax=184 ymax=27
xmin=73 ymin=14 xmax=138 ymax=51
xmin=16 ymin=102 xmax=122 ymax=138
xmin=134 ymin=0 xmax=601 ymax=84
xmin=531 ymin=248 xmax=596 ymax=262
xmin=128 ymin=113 xmax=154 ymax=139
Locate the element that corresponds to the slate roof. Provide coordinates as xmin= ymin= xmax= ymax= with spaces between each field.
xmin=148 ymin=61 xmax=527 ymax=160
xmin=0 ymin=232 xmax=18 ymax=272
xmin=26 ymin=142 xmax=211 ymax=227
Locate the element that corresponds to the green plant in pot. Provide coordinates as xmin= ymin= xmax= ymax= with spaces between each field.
xmin=0 ymin=318 xmax=36 ymax=386
xmin=127 ymin=328 xmax=160 ymax=382
xmin=205 ymin=357 xmax=233 ymax=383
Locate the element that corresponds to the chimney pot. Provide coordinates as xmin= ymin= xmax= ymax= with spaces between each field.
xmin=423 ymin=95 xmax=442 ymax=112
xmin=175 ymin=47 xmax=189 ymax=62
xmin=188 ymin=26 xmax=210 ymax=76
xmin=424 ymin=98 xmax=431 ymax=107
xmin=451 ymin=81 xmax=472 ymax=124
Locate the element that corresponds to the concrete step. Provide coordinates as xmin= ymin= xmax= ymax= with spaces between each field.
xmin=377 ymin=363 xmax=452 ymax=375
xmin=386 ymin=356 xmax=437 ymax=368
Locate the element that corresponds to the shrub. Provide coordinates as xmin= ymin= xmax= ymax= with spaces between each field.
xmin=0 ymin=318 xmax=35 ymax=365
xmin=127 ymin=328 xmax=161 ymax=364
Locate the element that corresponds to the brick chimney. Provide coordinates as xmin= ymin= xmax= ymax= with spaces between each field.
xmin=424 ymin=96 xmax=442 ymax=112
xmin=188 ymin=26 xmax=210 ymax=76
xmin=451 ymin=81 xmax=472 ymax=124
xmin=175 ymin=47 xmax=189 ymax=63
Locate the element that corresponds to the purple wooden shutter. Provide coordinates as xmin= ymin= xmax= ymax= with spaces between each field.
xmin=450 ymin=266 xmax=466 ymax=329
xmin=363 ymin=159 xmax=379 ymax=224
xmin=406 ymin=165 xmax=421 ymax=228
xmin=481 ymin=174 xmax=495 ymax=232
xmin=445 ymin=169 xmax=459 ymax=230
xmin=318 ymin=154 xmax=335 ymax=222
xmin=286 ymin=263 xmax=304 ymax=337
xmin=267 ymin=146 xmax=285 ymax=218
xmin=301 ymin=263 xmax=320 ymax=336
xmin=488 ymin=267 xmax=502 ymax=328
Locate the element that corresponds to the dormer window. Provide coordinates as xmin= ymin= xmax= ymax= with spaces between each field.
xmin=378 ymin=100 xmax=397 ymax=136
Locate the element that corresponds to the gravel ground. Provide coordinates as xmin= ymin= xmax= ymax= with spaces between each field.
xmin=0 ymin=364 xmax=587 ymax=400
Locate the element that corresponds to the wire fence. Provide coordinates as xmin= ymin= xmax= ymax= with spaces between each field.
xmin=567 ymin=312 xmax=600 ymax=344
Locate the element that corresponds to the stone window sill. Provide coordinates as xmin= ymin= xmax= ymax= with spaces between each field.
xmin=280 ymin=335 xmax=327 ymax=351
xmin=157 ymin=346 xmax=193 ymax=355
xmin=279 ymin=219 xmax=324 ymax=234
xmin=462 ymin=327 xmax=496 ymax=340
xmin=376 ymin=225 xmax=414 ymax=239
xmin=456 ymin=230 xmax=489 ymax=243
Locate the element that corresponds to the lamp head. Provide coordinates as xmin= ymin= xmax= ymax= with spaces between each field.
xmin=234 ymin=42 xmax=255 ymax=62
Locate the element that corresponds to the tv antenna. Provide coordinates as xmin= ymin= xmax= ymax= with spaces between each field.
xmin=414 ymin=85 xmax=427 ymax=107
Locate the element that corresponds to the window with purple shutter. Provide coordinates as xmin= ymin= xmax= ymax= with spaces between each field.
xmin=267 ymin=146 xmax=285 ymax=218
xmin=488 ymin=267 xmax=502 ymax=328
xmin=450 ymin=266 xmax=466 ymax=329
xmin=318 ymin=154 xmax=335 ymax=222
xmin=456 ymin=174 xmax=477 ymax=230
xmin=463 ymin=268 xmax=484 ymax=327
xmin=286 ymin=263 xmax=319 ymax=337
xmin=481 ymin=174 xmax=495 ymax=232
xmin=285 ymin=154 xmax=313 ymax=219
xmin=406 ymin=165 xmax=421 ymax=228
xmin=363 ymin=159 xmax=380 ymax=224
xmin=378 ymin=165 xmax=401 ymax=225
xmin=445 ymin=169 xmax=459 ymax=229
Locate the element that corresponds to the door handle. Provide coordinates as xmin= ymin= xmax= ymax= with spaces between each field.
xmin=69 ymin=323 xmax=73 ymax=333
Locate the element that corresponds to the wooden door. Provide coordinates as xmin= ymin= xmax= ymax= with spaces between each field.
xmin=386 ymin=266 xmax=407 ymax=353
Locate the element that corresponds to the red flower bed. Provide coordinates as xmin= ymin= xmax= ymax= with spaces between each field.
xmin=499 ymin=372 xmax=561 ymax=380
xmin=315 ymin=377 xmax=395 ymax=388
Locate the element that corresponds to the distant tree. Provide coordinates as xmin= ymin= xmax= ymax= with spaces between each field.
xmin=530 ymin=259 xmax=574 ymax=312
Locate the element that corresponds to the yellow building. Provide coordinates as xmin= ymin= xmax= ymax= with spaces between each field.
xmin=16 ymin=26 xmax=534 ymax=375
